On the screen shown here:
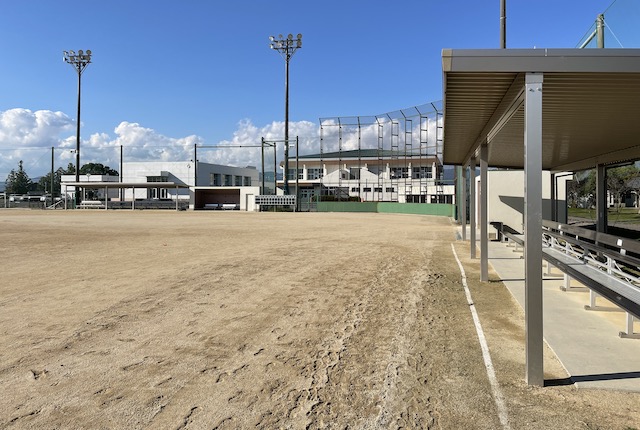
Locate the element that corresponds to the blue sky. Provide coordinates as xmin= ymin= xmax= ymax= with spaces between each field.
xmin=0 ymin=0 xmax=638 ymax=179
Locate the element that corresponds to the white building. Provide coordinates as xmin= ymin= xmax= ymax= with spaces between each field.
xmin=61 ymin=174 xmax=120 ymax=201
xmin=61 ymin=161 xmax=261 ymax=210
xmin=279 ymin=150 xmax=455 ymax=204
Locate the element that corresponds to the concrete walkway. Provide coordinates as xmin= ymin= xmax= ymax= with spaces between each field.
xmin=462 ymin=229 xmax=640 ymax=392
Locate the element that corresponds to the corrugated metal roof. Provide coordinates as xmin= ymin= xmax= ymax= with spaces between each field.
xmin=442 ymin=49 xmax=640 ymax=171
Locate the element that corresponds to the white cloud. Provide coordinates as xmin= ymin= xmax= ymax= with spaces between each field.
xmin=0 ymin=108 xmax=322 ymax=179
xmin=0 ymin=108 xmax=74 ymax=148
xmin=0 ymin=107 xmax=441 ymax=182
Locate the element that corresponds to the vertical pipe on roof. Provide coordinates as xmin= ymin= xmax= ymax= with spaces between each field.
xmin=597 ymin=13 xmax=605 ymax=48
xmin=500 ymin=0 xmax=507 ymax=49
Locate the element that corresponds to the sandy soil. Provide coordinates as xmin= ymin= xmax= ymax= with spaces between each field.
xmin=0 ymin=210 xmax=639 ymax=429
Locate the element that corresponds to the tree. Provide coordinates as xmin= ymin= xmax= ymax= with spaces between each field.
xmin=79 ymin=163 xmax=118 ymax=176
xmin=5 ymin=160 xmax=33 ymax=194
xmin=37 ymin=164 xmax=76 ymax=197
xmin=607 ymin=165 xmax=638 ymax=209
xmin=567 ymin=169 xmax=595 ymax=208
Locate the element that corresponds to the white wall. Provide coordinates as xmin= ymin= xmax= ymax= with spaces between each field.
xmin=475 ymin=170 xmax=571 ymax=235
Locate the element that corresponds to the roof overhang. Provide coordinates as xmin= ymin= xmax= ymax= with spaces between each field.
xmin=442 ymin=48 xmax=640 ymax=171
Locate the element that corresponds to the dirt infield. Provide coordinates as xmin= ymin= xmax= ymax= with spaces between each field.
xmin=0 ymin=210 xmax=639 ymax=429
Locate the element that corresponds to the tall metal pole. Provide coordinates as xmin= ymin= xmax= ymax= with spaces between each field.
xmin=269 ymin=34 xmax=302 ymax=196
xmin=194 ymin=144 xmax=198 ymax=186
xmin=63 ymin=50 xmax=92 ymax=206
xmin=120 ymin=144 xmax=123 ymax=201
xmin=75 ymin=70 xmax=81 ymax=198
xmin=261 ymin=137 xmax=265 ymax=195
xmin=284 ymin=54 xmax=290 ymax=194
xmin=51 ymin=147 xmax=55 ymax=204
xmin=295 ymin=136 xmax=299 ymax=211
xmin=500 ymin=0 xmax=507 ymax=49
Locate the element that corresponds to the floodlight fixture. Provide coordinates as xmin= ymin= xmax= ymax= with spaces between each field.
xmin=63 ymin=48 xmax=92 ymax=206
xmin=268 ymin=33 xmax=302 ymax=195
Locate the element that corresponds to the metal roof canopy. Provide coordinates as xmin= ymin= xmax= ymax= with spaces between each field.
xmin=443 ymin=48 xmax=640 ymax=388
xmin=442 ymin=48 xmax=640 ymax=171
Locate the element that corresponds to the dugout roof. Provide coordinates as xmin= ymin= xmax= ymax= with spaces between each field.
xmin=442 ymin=48 xmax=640 ymax=171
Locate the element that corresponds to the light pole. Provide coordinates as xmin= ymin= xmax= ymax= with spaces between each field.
xmin=63 ymin=49 xmax=92 ymax=205
xmin=269 ymin=33 xmax=302 ymax=195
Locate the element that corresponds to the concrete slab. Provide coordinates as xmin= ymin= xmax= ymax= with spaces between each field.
xmin=459 ymin=227 xmax=640 ymax=392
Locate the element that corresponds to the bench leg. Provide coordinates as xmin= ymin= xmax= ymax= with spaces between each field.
xmin=619 ymin=313 xmax=640 ymax=339
xmin=584 ymin=289 xmax=601 ymax=311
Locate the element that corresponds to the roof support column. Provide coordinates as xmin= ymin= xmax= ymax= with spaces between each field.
xmin=524 ymin=72 xmax=544 ymax=386
xmin=550 ymin=173 xmax=557 ymax=221
xmin=480 ymin=144 xmax=489 ymax=282
xmin=596 ymin=164 xmax=608 ymax=234
xmin=460 ymin=165 xmax=469 ymax=241
xmin=457 ymin=165 xmax=467 ymax=240
xmin=470 ymin=158 xmax=477 ymax=258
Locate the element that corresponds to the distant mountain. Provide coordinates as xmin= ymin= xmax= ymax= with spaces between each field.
xmin=443 ymin=165 xmax=455 ymax=181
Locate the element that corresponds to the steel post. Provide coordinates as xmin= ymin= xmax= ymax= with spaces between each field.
xmin=470 ymin=158 xmax=477 ymax=258
xmin=480 ymin=144 xmax=489 ymax=282
xmin=524 ymin=72 xmax=544 ymax=387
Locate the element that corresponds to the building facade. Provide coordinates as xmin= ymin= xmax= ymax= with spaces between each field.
xmin=121 ymin=161 xmax=259 ymax=201
xmin=279 ymin=150 xmax=455 ymax=204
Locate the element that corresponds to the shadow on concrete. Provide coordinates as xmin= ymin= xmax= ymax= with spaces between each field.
xmin=545 ymin=371 xmax=640 ymax=387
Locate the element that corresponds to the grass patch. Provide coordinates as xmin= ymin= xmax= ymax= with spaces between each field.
xmin=569 ymin=207 xmax=640 ymax=224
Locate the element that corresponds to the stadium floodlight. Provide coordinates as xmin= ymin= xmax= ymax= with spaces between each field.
xmin=268 ymin=33 xmax=302 ymax=195
xmin=63 ymin=49 xmax=92 ymax=206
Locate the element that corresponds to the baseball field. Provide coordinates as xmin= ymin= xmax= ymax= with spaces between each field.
xmin=0 ymin=210 xmax=638 ymax=429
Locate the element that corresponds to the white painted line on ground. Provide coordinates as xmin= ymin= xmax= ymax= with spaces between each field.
xmin=451 ymin=243 xmax=511 ymax=430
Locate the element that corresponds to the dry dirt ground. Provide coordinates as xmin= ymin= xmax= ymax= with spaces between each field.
xmin=0 ymin=210 xmax=639 ymax=430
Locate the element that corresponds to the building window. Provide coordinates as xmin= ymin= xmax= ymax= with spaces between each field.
xmin=211 ymin=173 xmax=222 ymax=186
xmin=307 ymin=168 xmax=323 ymax=180
xmin=391 ymin=167 xmax=408 ymax=179
xmin=288 ymin=168 xmax=304 ymax=180
xmin=363 ymin=187 xmax=372 ymax=192
xmin=235 ymin=175 xmax=243 ymax=186
xmin=244 ymin=176 xmax=252 ymax=186
xmin=374 ymin=187 xmax=382 ymax=193
xmin=351 ymin=187 xmax=359 ymax=193
xmin=224 ymin=175 xmax=233 ymax=186
xmin=413 ymin=166 xmax=433 ymax=179
xmin=349 ymin=167 xmax=360 ymax=180
xmin=386 ymin=187 xmax=395 ymax=192
xmin=147 ymin=175 xmax=168 ymax=183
